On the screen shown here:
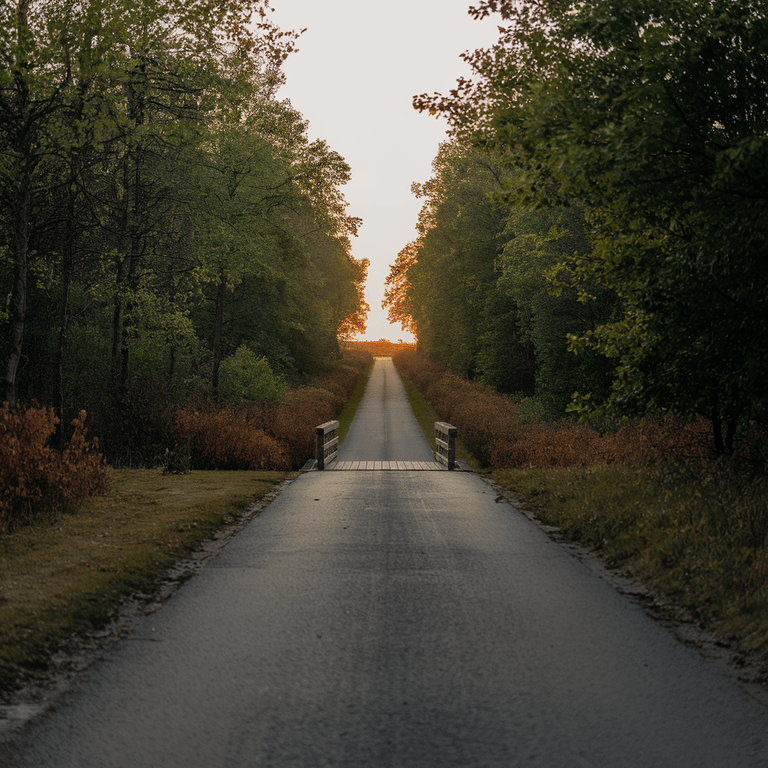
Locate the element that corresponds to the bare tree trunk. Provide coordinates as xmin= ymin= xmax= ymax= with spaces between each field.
xmin=4 ymin=171 xmax=30 ymax=410
xmin=711 ymin=392 xmax=725 ymax=456
xmin=55 ymin=246 xmax=72 ymax=447
xmin=211 ymin=270 xmax=226 ymax=392
xmin=3 ymin=2 xmax=33 ymax=410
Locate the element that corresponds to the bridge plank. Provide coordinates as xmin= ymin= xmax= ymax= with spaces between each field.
xmin=325 ymin=460 xmax=447 ymax=471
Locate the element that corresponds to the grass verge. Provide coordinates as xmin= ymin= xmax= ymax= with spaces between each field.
xmin=337 ymin=360 xmax=374 ymax=445
xmin=397 ymin=369 xmax=483 ymax=472
xmin=0 ymin=469 xmax=291 ymax=696
xmin=492 ymin=464 xmax=768 ymax=665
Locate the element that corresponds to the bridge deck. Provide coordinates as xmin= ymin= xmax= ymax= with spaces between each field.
xmin=331 ymin=460 xmax=444 ymax=471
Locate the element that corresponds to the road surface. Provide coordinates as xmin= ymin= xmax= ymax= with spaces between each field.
xmin=2 ymin=358 xmax=767 ymax=766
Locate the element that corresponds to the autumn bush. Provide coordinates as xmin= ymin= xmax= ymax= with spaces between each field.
xmin=172 ymin=348 xmax=373 ymax=471
xmin=0 ymin=404 xmax=109 ymax=531
xmin=174 ymin=406 xmax=290 ymax=470
xmin=393 ymin=349 xmax=710 ymax=470
xmin=267 ymin=349 xmax=373 ymax=469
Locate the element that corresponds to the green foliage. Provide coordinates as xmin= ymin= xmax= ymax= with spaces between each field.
xmin=403 ymin=143 xmax=508 ymax=379
xmin=218 ymin=346 xmax=285 ymax=403
xmin=386 ymin=141 xmax=617 ymax=414
xmin=0 ymin=0 xmax=368 ymax=454
xmin=418 ymin=0 xmax=768 ymax=454
xmin=496 ymin=204 xmax=619 ymax=413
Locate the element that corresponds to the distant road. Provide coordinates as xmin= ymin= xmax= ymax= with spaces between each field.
xmin=3 ymin=358 xmax=768 ymax=766
xmin=337 ymin=356 xmax=434 ymax=462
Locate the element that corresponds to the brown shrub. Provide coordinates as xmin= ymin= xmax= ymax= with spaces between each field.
xmin=0 ymin=404 xmax=108 ymax=531
xmin=270 ymin=387 xmax=340 ymax=469
xmin=393 ymin=349 xmax=714 ymax=470
xmin=172 ymin=349 xmax=374 ymax=472
xmin=174 ymin=407 xmax=290 ymax=471
xmin=508 ymin=418 xmax=713 ymax=468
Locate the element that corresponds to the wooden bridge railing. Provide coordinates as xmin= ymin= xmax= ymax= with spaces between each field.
xmin=435 ymin=422 xmax=457 ymax=471
xmin=315 ymin=420 xmax=339 ymax=470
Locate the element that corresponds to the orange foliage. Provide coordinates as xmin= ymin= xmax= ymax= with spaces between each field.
xmin=342 ymin=340 xmax=416 ymax=358
xmin=174 ymin=407 xmax=290 ymax=471
xmin=393 ymin=349 xmax=712 ymax=469
xmin=173 ymin=349 xmax=373 ymax=471
xmin=0 ymin=404 xmax=108 ymax=531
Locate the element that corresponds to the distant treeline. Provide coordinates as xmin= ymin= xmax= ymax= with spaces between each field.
xmin=342 ymin=340 xmax=416 ymax=359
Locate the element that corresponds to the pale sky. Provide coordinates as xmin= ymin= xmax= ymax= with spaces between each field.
xmin=267 ymin=1 xmax=501 ymax=341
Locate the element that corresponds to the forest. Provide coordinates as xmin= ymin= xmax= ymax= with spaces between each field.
xmin=0 ymin=0 xmax=368 ymax=470
xmin=387 ymin=0 xmax=768 ymax=460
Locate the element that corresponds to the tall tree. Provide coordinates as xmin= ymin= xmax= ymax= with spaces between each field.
xmin=0 ymin=0 xmax=298 ymax=408
xmin=417 ymin=0 xmax=768 ymax=451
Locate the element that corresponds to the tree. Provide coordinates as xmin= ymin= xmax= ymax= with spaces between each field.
xmin=0 ymin=0 xmax=298 ymax=409
xmin=405 ymin=142 xmax=508 ymax=377
xmin=417 ymin=0 xmax=768 ymax=451
xmin=383 ymin=240 xmax=418 ymax=335
xmin=494 ymin=204 xmax=618 ymax=414
xmin=387 ymin=140 xmax=616 ymax=412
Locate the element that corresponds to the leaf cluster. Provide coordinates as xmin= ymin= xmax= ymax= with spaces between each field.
xmin=0 ymin=403 xmax=108 ymax=531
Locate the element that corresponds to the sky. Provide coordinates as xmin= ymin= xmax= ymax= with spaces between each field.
xmin=267 ymin=0 xmax=501 ymax=341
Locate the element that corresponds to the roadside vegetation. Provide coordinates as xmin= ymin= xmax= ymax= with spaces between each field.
xmin=0 ymin=0 xmax=379 ymax=700
xmin=1 ymin=0 xmax=369 ymax=470
xmin=395 ymin=350 xmax=768 ymax=666
xmin=0 ymin=350 xmax=372 ymax=696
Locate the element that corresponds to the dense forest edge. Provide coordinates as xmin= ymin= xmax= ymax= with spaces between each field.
xmin=389 ymin=1 xmax=767 ymax=461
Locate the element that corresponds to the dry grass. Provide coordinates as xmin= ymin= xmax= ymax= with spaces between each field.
xmin=493 ymin=463 xmax=768 ymax=662
xmin=0 ymin=469 xmax=290 ymax=696
xmin=395 ymin=349 xmax=768 ymax=665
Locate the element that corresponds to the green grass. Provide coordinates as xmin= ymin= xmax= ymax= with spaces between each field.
xmin=397 ymin=370 xmax=483 ymax=472
xmin=337 ymin=360 xmax=374 ymax=445
xmin=0 ymin=469 xmax=291 ymax=696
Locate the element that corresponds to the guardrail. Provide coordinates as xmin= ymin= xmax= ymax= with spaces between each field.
xmin=315 ymin=420 xmax=340 ymax=470
xmin=435 ymin=422 xmax=457 ymax=471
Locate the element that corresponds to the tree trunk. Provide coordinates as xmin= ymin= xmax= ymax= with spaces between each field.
xmin=710 ymin=391 xmax=726 ymax=456
xmin=55 ymin=246 xmax=72 ymax=447
xmin=4 ymin=171 xmax=31 ymax=410
xmin=55 ymin=184 xmax=77 ymax=447
xmin=211 ymin=271 xmax=226 ymax=391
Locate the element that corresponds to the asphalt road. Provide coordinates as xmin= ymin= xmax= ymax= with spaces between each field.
xmin=336 ymin=357 xmax=434 ymax=462
xmin=3 ymin=358 xmax=768 ymax=766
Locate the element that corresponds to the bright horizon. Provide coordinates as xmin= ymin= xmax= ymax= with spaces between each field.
xmin=267 ymin=1 xmax=501 ymax=342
